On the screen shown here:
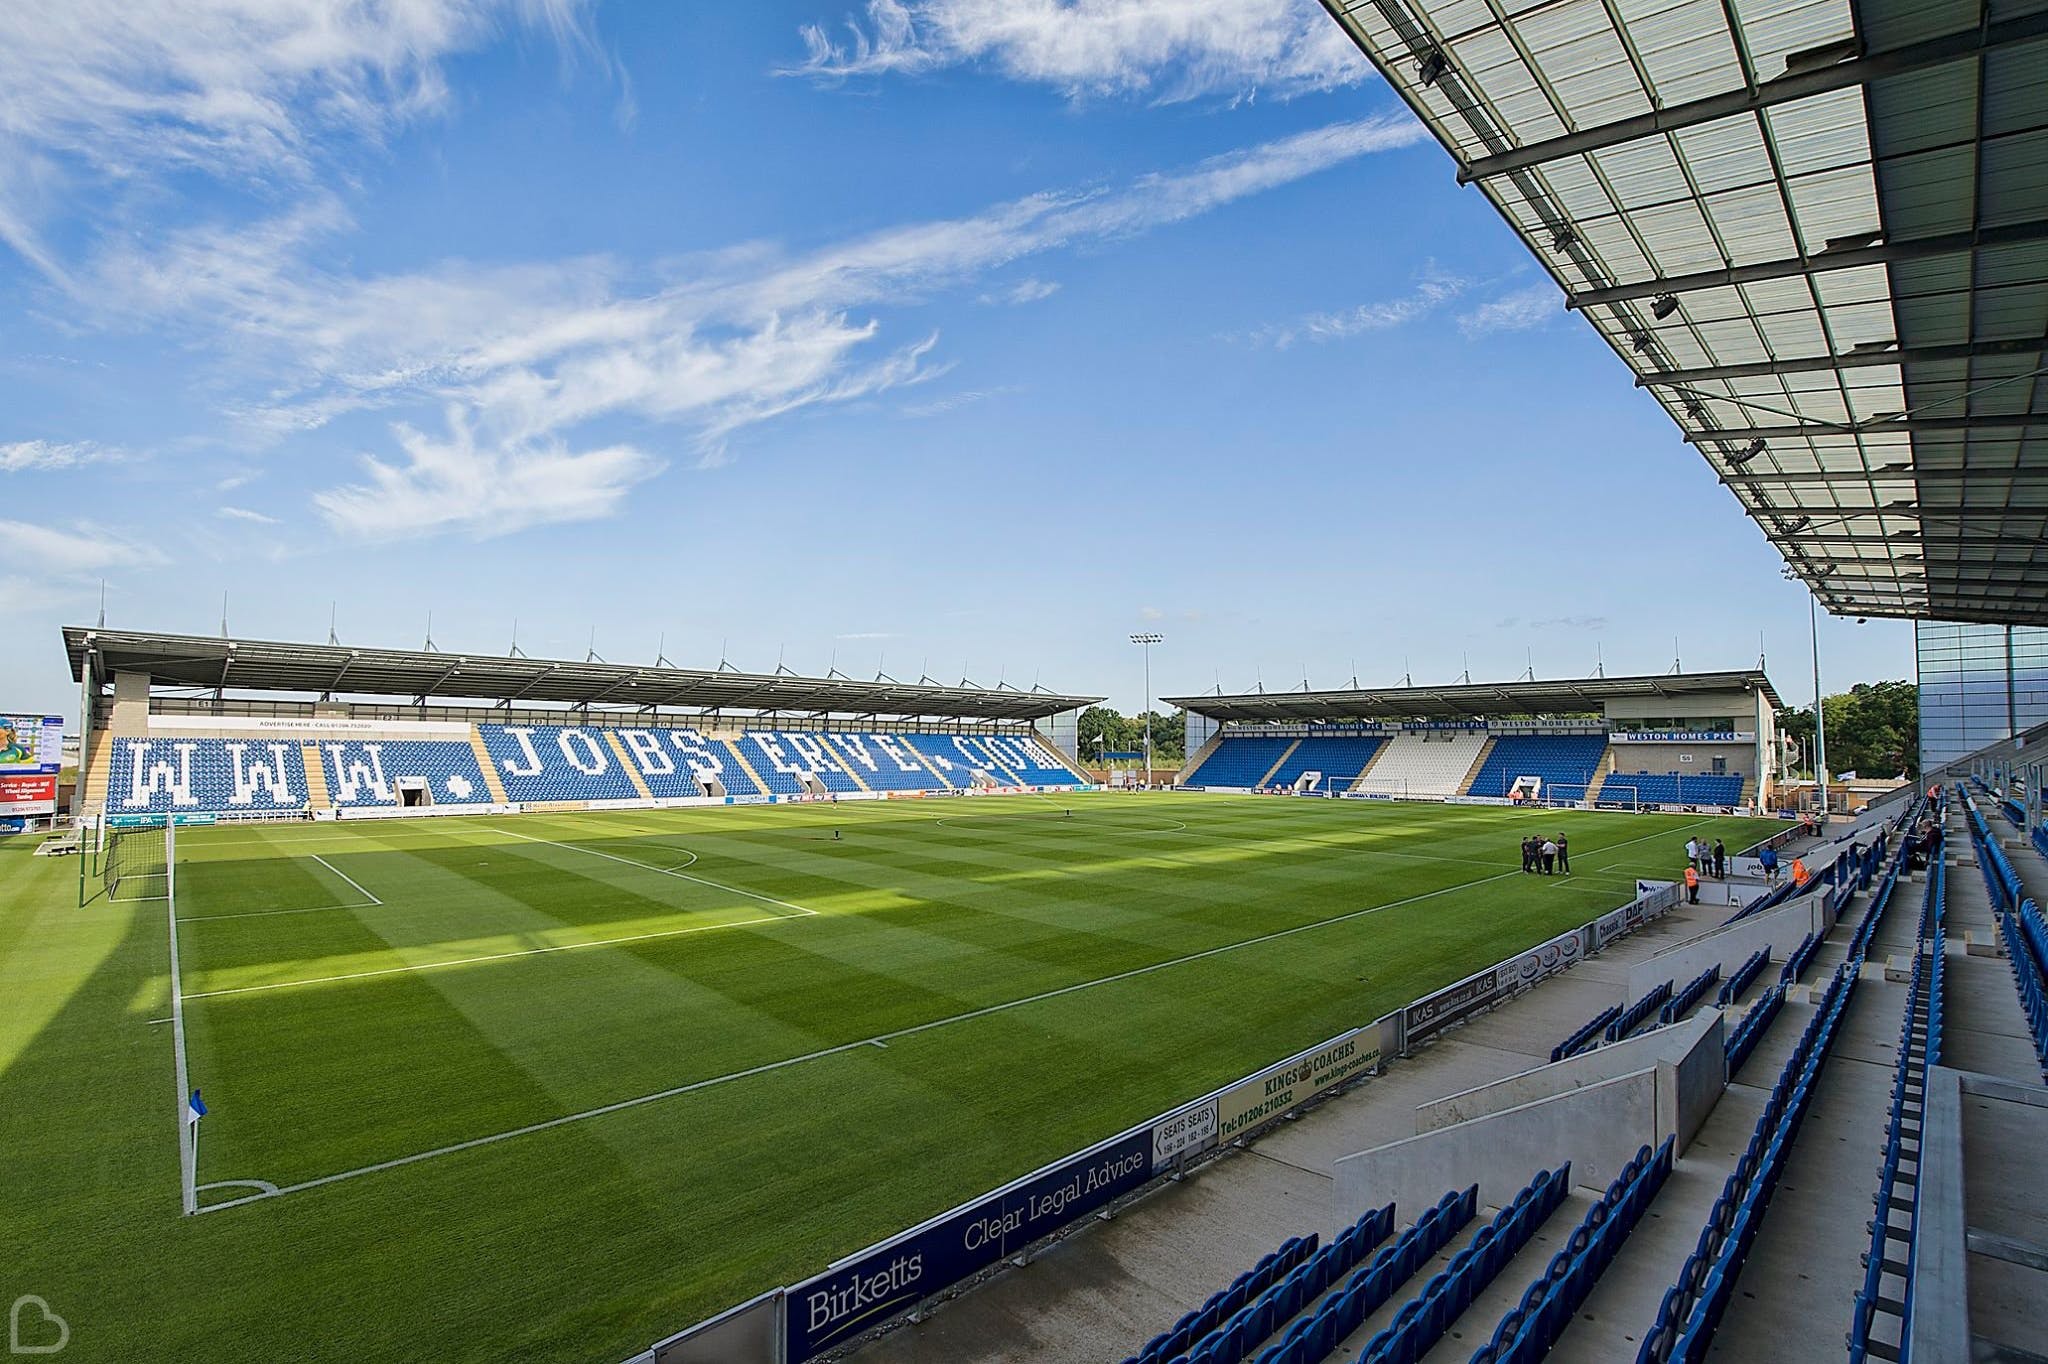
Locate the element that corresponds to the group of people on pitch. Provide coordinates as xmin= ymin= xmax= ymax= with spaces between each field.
xmin=1519 ymin=833 xmax=1570 ymax=875
xmin=1682 ymin=836 xmax=1729 ymax=902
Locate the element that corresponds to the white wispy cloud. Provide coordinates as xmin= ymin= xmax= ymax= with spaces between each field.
xmin=1458 ymin=284 xmax=1557 ymax=338
xmin=900 ymin=385 xmax=1018 ymax=417
xmin=790 ymin=0 xmax=1367 ymax=102
xmin=1249 ymin=267 xmax=1467 ymax=348
xmin=0 ymin=520 xmax=162 ymax=572
xmin=0 ymin=439 xmax=122 ymax=472
xmin=78 ymin=114 xmax=1416 ymax=536
xmin=979 ymin=277 xmax=1060 ymax=305
xmin=216 ymin=506 xmax=280 ymax=525
xmin=0 ymin=1 xmax=600 ymax=280
xmin=313 ymin=407 xmax=663 ymax=539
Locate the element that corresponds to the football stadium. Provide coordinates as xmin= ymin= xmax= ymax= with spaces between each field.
xmin=6 ymin=2 xmax=2048 ymax=1364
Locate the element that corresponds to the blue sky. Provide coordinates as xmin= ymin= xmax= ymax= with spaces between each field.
xmin=0 ymin=0 xmax=1911 ymax=721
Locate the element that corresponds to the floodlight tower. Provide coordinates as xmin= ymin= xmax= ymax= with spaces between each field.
xmin=1130 ymin=632 xmax=1163 ymax=787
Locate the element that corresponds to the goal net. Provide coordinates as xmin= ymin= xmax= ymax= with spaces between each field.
xmin=101 ymin=819 xmax=172 ymax=903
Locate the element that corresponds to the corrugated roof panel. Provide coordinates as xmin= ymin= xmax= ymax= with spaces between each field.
xmin=1734 ymin=0 xmax=1857 ymax=77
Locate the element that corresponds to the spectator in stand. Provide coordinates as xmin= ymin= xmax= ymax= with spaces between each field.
xmin=1712 ymin=839 xmax=1727 ymax=879
xmin=1555 ymin=833 xmax=1570 ymax=875
xmin=1539 ymin=838 xmax=1558 ymax=875
xmin=1759 ymin=845 xmax=1779 ymax=882
xmin=1684 ymin=864 xmax=1701 ymax=903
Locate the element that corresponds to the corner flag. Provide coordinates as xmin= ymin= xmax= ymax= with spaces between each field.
xmin=187 ymin=1089 xmax=207 ymax=1125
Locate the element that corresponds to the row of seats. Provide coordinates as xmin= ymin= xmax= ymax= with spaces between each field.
xmin=1963 ymin=793 xmax=2023 ymax=912
xmin=1185 ymin=737 xmax=1297 ymax=788
xmin=1248 ymin=1190 xmax=1475 ymax=1364
xmin=1848 ymin=843 xmax=1945 ymax=1364
xmin=1183 ymin=1203 xmax=1397 ymax=1364
xmin=1714 ymin=947 xmax=1771 ymax=1007
xmin=1659 ymin=964 xmax=1722 ymax=1027
xmin=1977 ymin=790 xmax=2048 ymax=1082
xmin=1471 ymin=1139 xmax=1676 ymax=1363
xmin=1606 ymin=981 xmax=1672 ymax=1044
xmin=1723 ymin=986 xmax=1785 ymax=1081
xmin=1637 ymin=962 xmax=1859 ymax=1364
xmin=1549 ymin=1005 xmax=1620 ymax=1063
xmin=1996 ymin=900 xmax=2048 ymax=1083
xmin=1126 ymin=1233 xmax=1321 ymax=1364
xmin=319 ymin=739 xmax=494 ymax=807
xmin=1355 ymin=731 xmax=1489 ymax=800
xmin=1354 ymin=1164 xmax=1572 ymax=1364
xmin=1597 ymin=773 xmax=1745 ymax=808
xmin=1777 ymin=932 xmax=1823 ymax=986
xmin=1267 ymin=736 xmax=1387 ymax=791
xmin=1464 ymin=734 xmax=1608 ymax=802
xmin=100 ymin=725 xmax=1084 ymax=812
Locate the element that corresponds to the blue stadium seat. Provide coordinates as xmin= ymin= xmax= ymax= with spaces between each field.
xmin=105 ymin=737 xmax=309 ymax=815
xmin=1598 ymin=771 xmax=1745 ymax=807
xmin=1184 ymin=736 xmax=1295 ymax=788
xmin=477 ymin=724 xmax=641 ymax=802
xmin=1264 ymin=735 xmax=1385 ymax=791
xmin=317 ymin=739 xmax=493 ymax=808
xmin=1465 ymin=734 xmax=1609 ymax=801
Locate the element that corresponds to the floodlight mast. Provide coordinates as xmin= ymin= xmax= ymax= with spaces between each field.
xmin=1130 ymin=633 xmax=1163 ymax=786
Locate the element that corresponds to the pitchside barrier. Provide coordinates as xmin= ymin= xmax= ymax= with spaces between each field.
xmin=630 ymin=878 xmax=1685 ymax=1364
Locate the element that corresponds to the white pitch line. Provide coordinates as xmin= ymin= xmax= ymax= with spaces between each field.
xmin=178 ymin=900 xmax=383 ymax=924
xmin=181 ymin=913 xmax=791 ymax=1001
xmin=192 ymin=814 xmax=1711 ymax=1213
xmin=483 ymin=825 xmax=816 ymax=918
xmin=310 ymin=854 xmax=384 ymax=907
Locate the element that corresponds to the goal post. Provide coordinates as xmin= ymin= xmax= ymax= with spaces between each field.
xmin=1597 ymin=783 xmax=1640 ymax=812
xmin=103 ymin=817 xmax=171 ymax=904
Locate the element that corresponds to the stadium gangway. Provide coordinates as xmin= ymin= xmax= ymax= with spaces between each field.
xmin=1347 ymin=1165 xmax=1573 ymax=1364
xmin=1634 ymin=963 xmax=1861 ymax=1364
xmin=1847 ymin=856 xmax=1946 ymax=1364
xmin=1468 ymin=1139 xmax=1676 ymax=1364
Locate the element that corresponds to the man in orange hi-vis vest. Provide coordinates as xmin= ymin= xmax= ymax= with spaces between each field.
xmin=1684 ymin=865 xmax=1700 ymax=903
xmin=1791 ymin=857 xmax=1810 ymax=888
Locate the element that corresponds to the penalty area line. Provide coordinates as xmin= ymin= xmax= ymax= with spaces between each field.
xmin=181 ymin=914 xmax=790 ymax=1001
xmin=310 ymin=854 xmax=383 ymax=907
xmin=483 ymin=825 xmax=816 ymax=918
xmin=193 ymin=815 xmax=1704 ymax=1214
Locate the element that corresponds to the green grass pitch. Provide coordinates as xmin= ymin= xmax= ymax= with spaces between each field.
xmin=0 ymin=793 xmax=1780 ymax=1362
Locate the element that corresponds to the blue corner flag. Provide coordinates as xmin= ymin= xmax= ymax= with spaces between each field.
xmin=187 ymin=1089 xmax=207 ymax=1125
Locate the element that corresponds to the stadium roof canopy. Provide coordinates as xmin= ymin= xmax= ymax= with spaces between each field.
xmin=1320 ymin=0 xmax=2048 ymax=625
xmin=63 ymin=627 xmax=1100 ymax=723
xmin=1165 ymin=669 xmax=1782 ymax=722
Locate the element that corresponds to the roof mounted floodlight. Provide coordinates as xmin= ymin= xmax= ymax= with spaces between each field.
xmin=1651 ymin=294 xmax=1680 ymax=320
xmin=1781 ymin=515 xmax=1812 ymax=534
xmin=1549 ymin=226 xmax=1577 ymax=253
xmin=1416 ymin=47 xmax=1450 ymax=85
xmin=1729 ymin=439 xmax=1767 ymax=466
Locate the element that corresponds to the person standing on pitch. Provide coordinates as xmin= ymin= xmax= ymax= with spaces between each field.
xmin=1555 ymin=833 xmax=1570 ymax=875
xmin=1539 ymin=838 xmax=1557 ymax=875
xmin=1712 ymin=839 xmax=1726 ymax=879
xmin=1521 ymin=836 xmax=1535 ymax=873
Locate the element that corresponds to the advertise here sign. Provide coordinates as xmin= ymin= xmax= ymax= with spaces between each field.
xmin=1216 ymin=1030 xmax=1379 ymax=1142
xmin=785 ymin=1130 xmax=1153 ymax=1361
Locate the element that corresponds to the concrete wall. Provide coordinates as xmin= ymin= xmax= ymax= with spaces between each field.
xmin=110 ymin=671 xmax=152 ymax=737
xmin=1333 ymin=1071 xmax=1659 ymax=1226
xmin=1415 ymin=1009 xmax=1726 ymax=1154
xmin=1624 ymin=896 xmax=1826 ymax=1001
